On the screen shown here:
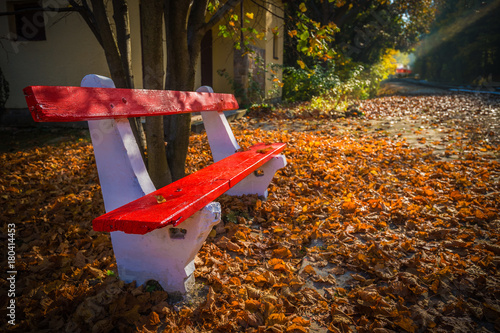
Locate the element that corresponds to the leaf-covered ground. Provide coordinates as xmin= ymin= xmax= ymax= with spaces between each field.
xmin=1 ymin=91 xmax=499 ymax=333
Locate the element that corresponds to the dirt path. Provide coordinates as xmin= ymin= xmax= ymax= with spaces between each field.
xmin=243 ymin=80 xmax=500 ymax=162
xmin=377 ymin=79 xmax=450 ymax=96
xmin=369 ymin=81 xmax=499 ymax=160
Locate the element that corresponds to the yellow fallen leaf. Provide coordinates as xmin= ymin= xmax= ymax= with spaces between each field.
xmin=155 ymin=195 xmax=166 ymax=203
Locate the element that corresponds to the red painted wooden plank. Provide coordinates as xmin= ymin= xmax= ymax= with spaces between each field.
xmin=93 ymin=142 xmax=286 ymax=234
xmin=23 ymin=86 xmax=239 ymax=122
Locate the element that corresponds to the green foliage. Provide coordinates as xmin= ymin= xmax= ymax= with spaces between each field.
xmin=218 ymin=24 xmax=232 ymax=39
xmin=287 ymin=3 xmax=338 ymax=61
xmin=207 ymin=1 xmax=220 ymax=14
xmin=218 ymin=59 xmax=283 ymax=107
xmin=282 ymin=62 xmax=371 ymax=104
xmin=284 ymin=0 xmax=437 ymax=69
xmin=282 ymin=63 xmax=340 ymax=102
xmin=280 ymin=0 xmax=437 ymax=108
xmin=217 ymin=7 xmax=264 ymax=52
xmin=282 ymin=55 xmax=396 ymax=106
xmin=359 ymin=64 xmax=396 ymax=98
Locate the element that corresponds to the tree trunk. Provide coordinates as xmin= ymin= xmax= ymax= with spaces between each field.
xmin=112 ymin=0 xmax=134 ymax=88
xmin=163 ymin=0 xmax=197 ymax=182
xmin=111 ymin=0 xmax=147 ymax=164
xmin=141 ymin=0 xmax=172 ymax=188
xmin=0 ymin=66 xmax=8 ymax=109
xmin=89 ymin=0 xmax=128 ymax=88
xmin=162 ymin=0 xmax=243 ymax=181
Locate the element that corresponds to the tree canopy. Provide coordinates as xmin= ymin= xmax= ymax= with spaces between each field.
xmin=283 ymin=0 xmax=437 ymax=68
xmin=413 ymin=0 xmax=500 ymax=84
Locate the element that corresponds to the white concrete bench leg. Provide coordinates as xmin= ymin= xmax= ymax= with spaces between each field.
xmin=110 ymin=202 xmax=220 ymax=293
xmin=197 ymin=86 xmax=287 ymax=198
xmin=82 ymin=74 xmax=220 ymax=293
xmin=224 ymin=154 xmax=287 ymax=198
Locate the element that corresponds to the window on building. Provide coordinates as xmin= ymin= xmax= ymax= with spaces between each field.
xmin=9 ymin=1 xmax=46 ymax=41
xmin=273 ymin=34 xmax=279 ymax=60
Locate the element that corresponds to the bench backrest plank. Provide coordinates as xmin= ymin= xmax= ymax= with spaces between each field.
xmin=23 ymin=85 xmax=239 ymax=122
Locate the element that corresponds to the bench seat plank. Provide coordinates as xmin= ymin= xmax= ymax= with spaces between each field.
xmin=93 ymin=142 xmax=286 ymax=234
xmin=23 ymin=85 xmax=239 ymax=122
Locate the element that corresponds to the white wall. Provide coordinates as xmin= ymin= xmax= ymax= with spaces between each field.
xmin=264 ymin=1 xmax=284 ymax=99
xmin=0 ymin=6 xmax=110 ymax=109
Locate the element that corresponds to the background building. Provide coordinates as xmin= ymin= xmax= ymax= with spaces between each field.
xmin=0 ymin=0 xmax=284 ymax=126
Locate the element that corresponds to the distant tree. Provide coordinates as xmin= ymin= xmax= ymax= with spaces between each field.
xmin=0 ymin=66 xmax=8 ymax=113
xmin=284 ymin=0 xmax=437 ymax=68
xmin=413 ymin=0 xmax=500 ymax=84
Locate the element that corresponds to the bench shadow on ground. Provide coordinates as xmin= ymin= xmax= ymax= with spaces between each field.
xmin=0 ymin=127 xmax=89 ymax=153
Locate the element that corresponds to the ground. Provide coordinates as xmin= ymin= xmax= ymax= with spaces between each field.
xmin=1 ymin=80 xmax=499 ymax=332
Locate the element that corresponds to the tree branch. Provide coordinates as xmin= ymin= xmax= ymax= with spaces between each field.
xmin=188 ymin=0 xmax=209 ymax=46
xmin=249 ymin=0 xmax=285 ymax=21
xmin=201 ymin=0 xmax=243 ymax=36
xmin=0 ymin=7 xmax=78 ymax=16
xmin=113 ymin=0 xmax=134 ymax=88
xmin=89 ymin=0 xmax=128 ymax=88
xmin=70 ymin=0 xmax=104 ymax=47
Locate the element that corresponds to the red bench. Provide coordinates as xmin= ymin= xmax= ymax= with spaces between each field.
xmin=24 ymin=74 xmax=287 ymax=293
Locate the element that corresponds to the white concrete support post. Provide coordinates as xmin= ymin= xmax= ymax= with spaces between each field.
xmin=109 ymin=203 xmax=220 ymax=293
xmin=197 ymin=85 xmax=287 ymax=199
xmin=224 ymin=154 xmax=287 ymax=198
xmin=82 ymin=75 xmax=220 ymax=293
xmin=196 ymin=86 xmax=241 ymax=162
